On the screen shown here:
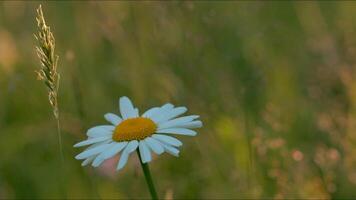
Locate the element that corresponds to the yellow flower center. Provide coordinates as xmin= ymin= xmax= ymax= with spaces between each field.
xmin=112 ymin=117 xmax=157 ymax=142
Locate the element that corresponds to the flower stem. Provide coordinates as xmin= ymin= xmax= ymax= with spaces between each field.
xmin=136 ymin=150 xmax=158 ymax=200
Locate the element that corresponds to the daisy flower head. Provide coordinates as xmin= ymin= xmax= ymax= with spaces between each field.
xmin=74 ymin=96 xmax=203 ymax=171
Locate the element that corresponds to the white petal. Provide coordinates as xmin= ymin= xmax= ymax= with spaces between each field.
xmin=177 ymin=121 xmax=203 ymax=129
xmin=79 ymin=141 xmax=111 ymax=165
xmin=92 ymin=156 xmax=105 ymax=167
xmin=142 ymin=107 xmax=160 ymax=118
xmin=74 ymin=136 xmax=112 ymax=147
xmin=75 ymin=143 xmax=112 ymax=160
xmin=119 ymin=96 xmax=138 ymax=119
xmin=161 ymin=103 xmax=174 ymax=110
xmin=158 ymin=115 xmax=199 ymax=130
xmin=139 ymin=141 xmax=152 ymax=163
xmin=156 ymin=128 xmax=197 ymax=136
xmin=91 ymin=142 xmax=128 ymax=167
xmin=153 ymin=107 xmax=188 ymax=123
xmin=161 ymin=143 xmax=180 ymax=157
xmin=100 ymin=142 xmax=128 ymax=160
xmin=91 ymin=142 xmax=117 ymax=167
xmin=117 ymin=140 xmax=139 ymax=170
xmin=86 ymin=125 xmax=115 ymax=137
xmin=81 ymin=155 xmax=96 ymax=166
xmin=104 ymin=113 xmax=122 ymax=125
xmin=149 ymin=103 xmax=174 ymax=120
xmin=145 ymin=137 xmax=164 ymax=155
xmin=152 ymin=134 xmax=182 ymax=147
xmin=85 ymin=140 xmax=111 ymax=150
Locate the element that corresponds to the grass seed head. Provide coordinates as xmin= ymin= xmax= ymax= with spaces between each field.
xmin=34 ymin=5 xmax=60 ymax=119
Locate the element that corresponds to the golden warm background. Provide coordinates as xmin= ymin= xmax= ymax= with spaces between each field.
xmin=1 ymin=1 xmax=356 ymax=199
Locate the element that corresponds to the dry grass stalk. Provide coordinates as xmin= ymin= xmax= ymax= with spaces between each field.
xmin=35 ymin=5 xmax=60 ymax=119
xmin=34 ymin=5 xmax=64 ymax=164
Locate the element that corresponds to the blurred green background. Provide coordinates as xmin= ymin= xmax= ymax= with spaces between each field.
xmin=1 ymin=1 xmax=356 ymax=199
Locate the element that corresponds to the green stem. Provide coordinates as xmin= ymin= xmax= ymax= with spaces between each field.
xmin=56 ymin=115 xmax=64 ymax=163
xmin=136 ymin=150 xmax=158 ymax=200
xmin=55 ymin=113 xmax=67 ymax=199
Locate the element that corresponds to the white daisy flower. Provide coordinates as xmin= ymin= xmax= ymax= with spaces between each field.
xmin=74 ymin=96 xmax=203 ymax=171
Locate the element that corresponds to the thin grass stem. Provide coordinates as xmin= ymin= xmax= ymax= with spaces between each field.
xmin=56 ymin=113 xmax=64 ymax=163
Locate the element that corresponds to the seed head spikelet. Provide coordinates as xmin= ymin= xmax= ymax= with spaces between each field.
xmin=35 ymin=5 xmax=60 ymax=119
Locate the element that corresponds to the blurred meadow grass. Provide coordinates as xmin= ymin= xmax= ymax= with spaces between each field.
xmin=1 ymin=1 xmax=356 ymax=199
